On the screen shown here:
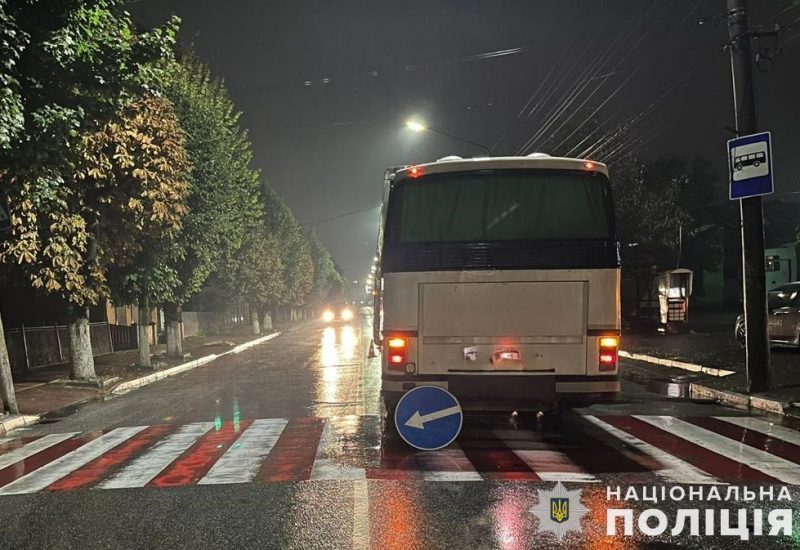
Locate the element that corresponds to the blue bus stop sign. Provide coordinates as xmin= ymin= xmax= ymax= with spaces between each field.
xmin=728 ymin=131 xmax=773 ymax=200
xmin=395 ymin=386 xmax=463 ymax=451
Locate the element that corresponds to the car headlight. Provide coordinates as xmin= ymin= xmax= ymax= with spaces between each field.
xmin=340 ymin=308 xmax=353 ymax=321
xmin=322 ymin=310 xmax=335 ymax=323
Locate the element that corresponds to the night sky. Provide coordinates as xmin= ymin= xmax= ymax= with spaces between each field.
xmin=130 ymin=0 xmax=800 ymax=280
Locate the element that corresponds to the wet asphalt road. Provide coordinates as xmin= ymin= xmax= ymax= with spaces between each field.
xmin=1 ymin=313 xmax=800 ymax=549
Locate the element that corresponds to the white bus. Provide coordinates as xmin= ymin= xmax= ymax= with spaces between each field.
xmin=373 ymin=154 xmax=621 ymax=418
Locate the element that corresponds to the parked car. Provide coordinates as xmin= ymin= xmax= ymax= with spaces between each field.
xmin=735 ymin=282 xmax=800 ymax=348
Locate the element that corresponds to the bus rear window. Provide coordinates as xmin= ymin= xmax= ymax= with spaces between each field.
xmin=386 ymin=170 xmax=612 ymax=243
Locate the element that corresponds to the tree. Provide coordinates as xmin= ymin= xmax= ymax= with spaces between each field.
xmin=0 ymin=0 xmax=26 ymax=411
xmin=0 ymin=1 xmax=180 ymax=379
xmin=83 ymin=95 xmax=191 ymax=368
xmin=262 ymin=185 xmax=313 ymax=319
xmin=160 ymin=58 xmax=262 ymax=355
xmin=237 ymin=230 xmax=284 ymax=334
xmin=612 ymin=155 xmax=726 ymax=272
xmin=306 ymin=230 xmax=344 ymax=309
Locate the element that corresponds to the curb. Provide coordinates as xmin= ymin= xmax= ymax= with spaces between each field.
xmin=230 ymin=332 xmax=280 ymax=354
xmin=0 ymin=414 xmax=41 ymax=436
xmin=619 ymin=350 xmax=736 ymax=377
xmin=111 ymin=331 xmax=281 ymax=396
xmin=689 ymin=383 xmax=788 ymax=416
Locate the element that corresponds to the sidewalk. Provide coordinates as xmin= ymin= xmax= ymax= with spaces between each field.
xmin=622 ymin=307 xmax=800 ymax=416
xmin=8 ymin=327 xmax=278 ymax=418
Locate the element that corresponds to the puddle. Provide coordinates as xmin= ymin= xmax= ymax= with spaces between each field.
xmin=646 ymin=374 xmax=699 ymax=399
xmin=37 ymin=398 xmax=101 ymax=424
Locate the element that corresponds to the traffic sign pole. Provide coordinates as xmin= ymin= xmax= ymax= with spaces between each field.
xmin=727 ymin=0 xmax=770 ymax=391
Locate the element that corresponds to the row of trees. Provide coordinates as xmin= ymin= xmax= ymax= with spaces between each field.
xmin=0 ymin=0 xmax=342 ymax=411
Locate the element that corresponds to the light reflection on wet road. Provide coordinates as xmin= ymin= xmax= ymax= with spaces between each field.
xmin=2 ymin=311 xmax=800 ymax=549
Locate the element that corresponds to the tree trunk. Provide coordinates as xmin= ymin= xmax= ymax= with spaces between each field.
xmin=165 ymin=302 xmax=183 ymax=358
xmin=138 ymin=295 xmax=152 ymax=368
xmin=262 ymin=310 xmax=272 ymax=332
xmin=69 ymin=304 xmax=97 ymax=380
xmin=0 ymin=310 xmax=19 ymax=414
xmin=250 ymin=304 xmax=261 ymax=335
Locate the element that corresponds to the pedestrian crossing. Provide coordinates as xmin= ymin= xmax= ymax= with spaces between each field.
xmin=1 ymin=414 xmax=799 ymax=494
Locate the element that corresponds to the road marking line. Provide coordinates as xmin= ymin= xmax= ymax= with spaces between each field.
xmin=199 ymin=419 xmax=288 ymax=485
xmin=0 ymin=433 xmax=78 ymax=471
xmin=717 ymin=416 xmax=800 ymax=446
xmin=635 ymin=415 xmax=800 ymax=484
xmin=98 ymin=423 xmax=213 ymax=489
xmin=684 ymin=416 xmax=800 ymax=467
xmin=150 ymin=421 xmax=252 ymax=487
xmin=418 ymin=447 xmax=482 ymax=481
xmin=49 ymin=425 xmax=174 ymax=491
xmin=619 ymin=350 xmax=736 ymax=377
xmin=512 ymin=450 xmax=599 ymax=483
xmin=459 ymin=428 xmax=541 ymax=481
xmin=0 ymin=427 xmax=147 ymax=495
xmin=258 ymin=417 xmax=325 ymax=482
xmin=311 ymin=418 xmax=367 ymax=481
xmin=352 ymin=479 xmax=369 ymax=550
xmin=583 ymin=416 xmax=720 ymax=484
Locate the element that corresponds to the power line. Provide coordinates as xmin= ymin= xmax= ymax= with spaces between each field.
xmin=517 ymin=2 xmax=659 ymax=155
xmin=301 ymin=203 xmax=381 ymax=226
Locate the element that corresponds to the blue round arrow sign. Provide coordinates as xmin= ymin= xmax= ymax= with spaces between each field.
xmin=394 ymin=386 xmax=463 ymax=450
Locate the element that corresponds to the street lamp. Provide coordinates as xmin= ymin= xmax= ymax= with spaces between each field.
xmin=405 ymin=118 xmax=491 ymax=155
xmin=406 ymin=120 xmax=427 ymax=132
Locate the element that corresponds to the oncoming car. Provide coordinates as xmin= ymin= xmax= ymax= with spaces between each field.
xmin=321 ymin=303 xmax=355 ymax=324
xmin=735 ymin=282 xmax=800 ymax=348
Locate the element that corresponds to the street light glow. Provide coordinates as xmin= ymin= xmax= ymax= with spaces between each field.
xmin=406 ymin=119 xmax=427 ymax=132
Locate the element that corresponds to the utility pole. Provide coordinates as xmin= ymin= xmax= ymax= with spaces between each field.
xmin=727 ymin=0 xmax=770 ymax=391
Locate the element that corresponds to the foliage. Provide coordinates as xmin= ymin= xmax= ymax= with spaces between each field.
xmin=611 ymin=155 xmax=728 ymax=271
xmin=162 ymin=58 xmax=262 ymax=308
xmin=78 ymin=95 xmax=191 ymax=304
xmin=237 ymin=230 xmax=284 ymax=313
xmin=0 ymin=0 xmax=181 ymax=306
xmin=261 ymin=184 xmax=313 ymax=307
xmin=0 ymin=0 xmax=27 ymax=150
xmin=306 ymin=230 xmax=344 ymax=306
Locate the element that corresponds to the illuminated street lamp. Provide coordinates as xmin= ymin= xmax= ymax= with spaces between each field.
xmin=405 ymin=118 xmax=491 ymax=155
xmin=406 ymin=120 xmax=427 ymax=132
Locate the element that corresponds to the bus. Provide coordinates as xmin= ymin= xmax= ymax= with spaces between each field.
xmin=373 ymin=154 xmax=621 ymax=419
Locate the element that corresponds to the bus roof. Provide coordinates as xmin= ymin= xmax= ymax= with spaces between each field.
xmin=391 ymin=155 xmax=609 ymax=184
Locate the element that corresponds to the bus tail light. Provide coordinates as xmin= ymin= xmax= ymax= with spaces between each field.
xmin=599 ymin=336 xmax=618 ymax=371
xmin=387 ymin=337 xmax=407 ymax=370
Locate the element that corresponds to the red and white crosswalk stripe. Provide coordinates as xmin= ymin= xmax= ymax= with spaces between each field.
xmin=640 ymin=415 xmax=800 ymax=484
xmin=513 ymin=450 xmax=599 ymax=483
xmin=98 ymin=422 xmax=213 ymax=489
xmin=0 ymin=427 xmax=148 ymax=495
xmin=200 ymin=419 xmax=287 ymax=485
xmin=581 ymin=416 xmax=722 ymax=485
xmin=0 ymin=414 xmax=799 ymax=492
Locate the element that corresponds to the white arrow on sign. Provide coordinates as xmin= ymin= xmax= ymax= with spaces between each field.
xmin=404 ymin=406 xmax=461 ymax=430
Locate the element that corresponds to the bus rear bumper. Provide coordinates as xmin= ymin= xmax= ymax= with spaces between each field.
xmin=381 ymin=375 xmax=620 ymax=412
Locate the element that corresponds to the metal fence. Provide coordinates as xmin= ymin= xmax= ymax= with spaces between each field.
xmin=3 ymin=322 xmax=135 ymax=374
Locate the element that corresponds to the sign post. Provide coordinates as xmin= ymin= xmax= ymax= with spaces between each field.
xmin=394 ymin=386 xmax=463 ymax=451
xmin=727 ymin=130 xmax=773 ymax=391
xmin=728 ymin=132 xmax=773 ymax=200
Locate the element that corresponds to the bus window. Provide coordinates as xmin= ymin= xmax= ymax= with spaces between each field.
xmin=386 ymin=171 xmax=612 ymax=244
